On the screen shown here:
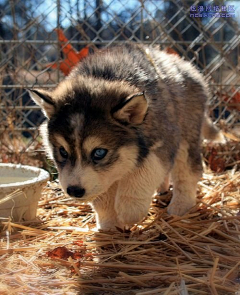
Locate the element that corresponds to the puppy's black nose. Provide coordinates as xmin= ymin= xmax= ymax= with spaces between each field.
xmin=67 ymin=186 xmax=85 ymax=198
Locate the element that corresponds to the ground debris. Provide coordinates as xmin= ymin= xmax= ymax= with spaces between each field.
xmin=0 ymin=169 xmax=240 ymax=294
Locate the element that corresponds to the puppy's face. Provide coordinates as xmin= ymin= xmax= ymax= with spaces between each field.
xmin=29 ymin=77 xmax=148 ymax=201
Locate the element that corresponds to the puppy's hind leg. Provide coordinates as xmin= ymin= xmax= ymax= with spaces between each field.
xmin=168 ymin=140 xmax=202 ymax=216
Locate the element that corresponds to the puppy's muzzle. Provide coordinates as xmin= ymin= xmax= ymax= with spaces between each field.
xmin=67 ymin=186 xmax=85 ymax=198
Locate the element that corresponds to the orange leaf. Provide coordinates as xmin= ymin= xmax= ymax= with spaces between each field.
xmin=47 ymin=246 xmax=83 ymax=261
xmin=77 ymin=47 xmax=89 ymax=59
xmin=208 ymin=148 xmax=225 ymax=172
xmin=55 ymin=28 xmax=78 ymax=60
xmin=58 ymin=60 xmax=75 ymax=75
xmin=165 ymin=47 xmax=179 ymax=56
xmin=45 ymin=29 xmax=89 ymax=75
xmin=47 ymin=246 xmax=74 ymax=260
xmin=221 ymin=88 xmax=240 ymax=111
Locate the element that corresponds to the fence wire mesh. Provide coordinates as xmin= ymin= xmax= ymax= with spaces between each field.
xmin=0 ymin=0 xmax=239 ymax=158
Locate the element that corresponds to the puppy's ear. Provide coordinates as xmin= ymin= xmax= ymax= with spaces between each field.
xmin=27 ymin=89 xmax=55 ymax=118
xmin=113 ymin=92 xmax=148 ymax=124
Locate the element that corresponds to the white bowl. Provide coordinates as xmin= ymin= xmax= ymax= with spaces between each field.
xmin=0 ymin=163 xmax=50 ymax=221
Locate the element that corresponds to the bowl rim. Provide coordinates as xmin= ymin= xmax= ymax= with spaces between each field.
xmin=0 ymin=163 xmax=50 ymax=189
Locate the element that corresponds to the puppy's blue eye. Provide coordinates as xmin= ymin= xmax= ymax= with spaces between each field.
xmin=59 ymin=146 xmax=68 ymax=159
xmin=92 ymin=148 xmax=108 ymax=162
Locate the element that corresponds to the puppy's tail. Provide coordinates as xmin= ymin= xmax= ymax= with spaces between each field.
xmin=201 ymin=114 xmax=225 ymax=143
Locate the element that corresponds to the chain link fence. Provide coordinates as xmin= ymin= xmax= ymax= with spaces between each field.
xmin=0 ymin=0 xmax=239 ymax=161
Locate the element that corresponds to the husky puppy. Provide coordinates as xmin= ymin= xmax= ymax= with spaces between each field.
xmin=29 ymin=43 xmax=222 ymax=230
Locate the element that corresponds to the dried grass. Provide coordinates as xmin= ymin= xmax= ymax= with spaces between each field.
xmin=0 ymin=168 xmax=240 ymax=295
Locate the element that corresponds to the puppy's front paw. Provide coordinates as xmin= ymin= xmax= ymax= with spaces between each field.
xmin=97 ymin=219 xmax=124 ymax=231
xmin=95 ymin=210 xmax=124 ymax=231
xmin=116 ymin=198 xmax=150 ymax=227
xmin=167 ymin=199 xmax=196 ymax=216
xmin=117 ymin=210 xmax=146 ymax=227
